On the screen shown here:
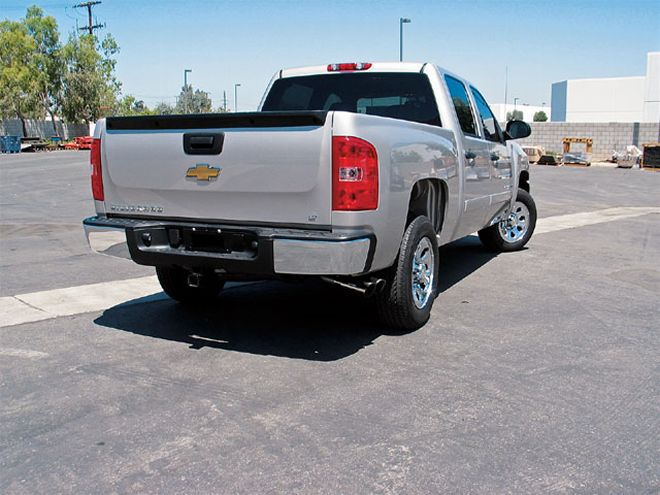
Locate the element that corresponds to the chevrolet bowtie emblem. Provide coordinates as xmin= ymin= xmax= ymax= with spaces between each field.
xmin=186 ymin=164 xmax=221 ymax=181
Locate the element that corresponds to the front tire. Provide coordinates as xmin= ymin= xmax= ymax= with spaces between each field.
xmin=376 ymin=216 xmax=439 ymax=331
xmin=478 ymin=189 xmax=537 ymax=252
xmin=156 ymin=266 xmax=224 ymax=304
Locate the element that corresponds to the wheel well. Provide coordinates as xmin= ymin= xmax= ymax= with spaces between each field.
xmin=407 ymin=179 xmax=446 ymax=233
xmin=519 ymin=170 xmax=530 ymax=192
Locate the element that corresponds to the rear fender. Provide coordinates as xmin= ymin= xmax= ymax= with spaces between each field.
xmin=330 ymin=112 xmax=459 ymax=271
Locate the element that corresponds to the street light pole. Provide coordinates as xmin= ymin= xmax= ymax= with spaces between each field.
xmin=183 ymin=69 xmax=192 ymax=113
xmin=399 ymin=18 xmax=411 ymax=62
xmin=234 ymin=83 xmax=241 ymax=112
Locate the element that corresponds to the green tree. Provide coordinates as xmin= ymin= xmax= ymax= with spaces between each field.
xmin=2 ymin=6 xmax=126 ymax=129
xmin=176 ymin=84 xmax=212 ymax=114
xmin=24 ymin=6 xmax=63 ymax=134
xmin=506 ymin=109 xmax=524 ymax=121
xmin=0 ymin=19 xmax=40 ymax=136
xmin=153 ymin=101 xmax=176 ymax=115
xmin=61 ymin=33 xmax=121 ymax=123
xmin=533 ymin=110 xmax=548 ymax=122
xmin=114 ymin=94 xmax=153 ymax=116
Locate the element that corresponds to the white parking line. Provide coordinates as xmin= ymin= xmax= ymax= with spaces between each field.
xmin=0 ymin=206 xmax=658 ymax=328
xmin=0 ymin=296 xmax=52 ymax=327
xmin=535 ymin=206 xmax=660 ymax=235
xmin=0 ymin=276 xmax=162 ymax=328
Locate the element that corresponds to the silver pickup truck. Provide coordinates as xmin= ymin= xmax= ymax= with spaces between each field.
xmin=83 ymin=62 xmax=536 ymax=330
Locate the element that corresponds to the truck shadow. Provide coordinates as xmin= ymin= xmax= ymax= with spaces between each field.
xmin=94 ymin=236 xmax=497 ymax=361
xmin=439 ymin=235 xmax=501 ymax=291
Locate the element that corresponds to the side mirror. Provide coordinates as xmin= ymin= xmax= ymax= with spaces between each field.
xmin=505 ymin=120 xmax=531 ymax=140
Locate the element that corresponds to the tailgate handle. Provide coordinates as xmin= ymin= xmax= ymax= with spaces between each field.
xmin=183 ymin=133 xmax=225 ymax=155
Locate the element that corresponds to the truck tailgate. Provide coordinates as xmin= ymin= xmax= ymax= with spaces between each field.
xmin=101 ymin=112 xmax=332 ymax=227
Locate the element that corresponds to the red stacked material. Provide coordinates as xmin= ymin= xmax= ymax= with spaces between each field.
xmin=63 ymin=136 xmax=93 ymax=150
xmin=75 ymin=136 xmax=93 ymax=150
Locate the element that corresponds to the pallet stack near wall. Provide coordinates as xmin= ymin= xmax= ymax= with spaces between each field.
xmin=516 ymin=122 xmax=660 ymax=162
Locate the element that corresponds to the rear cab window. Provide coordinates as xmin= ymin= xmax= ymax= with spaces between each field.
xmin=262 ymin=73 xmax=442 ymax=127
xmin=444 ymin=75 xmax=478 ymax=137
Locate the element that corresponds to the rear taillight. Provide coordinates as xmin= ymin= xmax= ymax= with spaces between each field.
xmin=332 ymin=136 xmax=378 ymax=211
xmin=90 ymin=138 xmax=104 ymax=201
xmin=327 ymin=62 xmax=372 ymax=72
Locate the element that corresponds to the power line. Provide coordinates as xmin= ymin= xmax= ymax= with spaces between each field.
xmin=73 ymin=1 xmax=104 ymax=35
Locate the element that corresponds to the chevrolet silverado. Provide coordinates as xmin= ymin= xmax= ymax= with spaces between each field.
xmin=83 ymin=62 xmax=536 ymax=330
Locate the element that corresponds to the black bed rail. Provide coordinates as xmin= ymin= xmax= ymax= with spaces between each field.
xmin=106 ymin=111 xmax=328 ymax=131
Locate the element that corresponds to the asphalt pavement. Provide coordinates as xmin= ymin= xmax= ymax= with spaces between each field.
xmin=0 ymin=151 xmax=658 ymax=494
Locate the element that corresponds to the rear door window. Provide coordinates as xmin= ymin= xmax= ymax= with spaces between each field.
xmin=444 ymin=75 xmax=477 ymax=137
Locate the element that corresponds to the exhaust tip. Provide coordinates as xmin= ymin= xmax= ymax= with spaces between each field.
xmin=322 ymin=276 xmax=386 ymax=298
xmin=364 ymin=278 xmax=386 ymax=298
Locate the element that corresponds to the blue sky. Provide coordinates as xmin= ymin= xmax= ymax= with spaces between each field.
xmin=4 ymin=0 xmax=660 ymax=111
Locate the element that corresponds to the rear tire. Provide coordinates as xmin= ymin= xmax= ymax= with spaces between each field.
xmin=156 ymin=266 xmax=224 ymax=304
xmin=376 ymin=216 xmax=439 ymax=331
xmin=478 ymin=189 xmax=537 ymax=252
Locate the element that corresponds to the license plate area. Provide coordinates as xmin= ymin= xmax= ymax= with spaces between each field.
xmin=179 ymin=227 xmax=258 ymax=257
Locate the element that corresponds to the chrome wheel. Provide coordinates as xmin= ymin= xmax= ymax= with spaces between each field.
xmin=411 ymin=237 xmax=435 ymax=309
xmin=498 ymin=201 xmax=530 ymax=243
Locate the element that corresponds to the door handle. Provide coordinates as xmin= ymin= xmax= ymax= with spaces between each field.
xmin=465 ymin=151 xmax=476 ymax=160
xmin=490 ymin=153 xmax=500 ymax=161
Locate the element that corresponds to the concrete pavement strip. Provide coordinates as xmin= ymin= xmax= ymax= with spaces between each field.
xmin=0 ymin=276 xmax=162 ymax=328
xmin=1 ymin=206 xmax=658 ymax=328
xmin=534 ymin=206 xmax=660 ymax=234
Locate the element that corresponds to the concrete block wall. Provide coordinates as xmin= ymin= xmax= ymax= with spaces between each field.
xmin=516 ymin=122 xmax=660 ymax=161
xmin=0 ymin=119 xmax=89 ymax=140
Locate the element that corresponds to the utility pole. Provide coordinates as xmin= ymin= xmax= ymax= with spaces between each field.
xmin=73 ymin=1 xmax=104 ymax=35
xmin=223 ymin=91 xmax=227 ymax=112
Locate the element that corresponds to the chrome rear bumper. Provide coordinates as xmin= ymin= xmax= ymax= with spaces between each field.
xmin=83 ymin=216 xmax=373 ymax=276
xmin=272 ymin=238 xmax=370 ymax=275
xmin=85 ymin=223 xmax=131 ymax=259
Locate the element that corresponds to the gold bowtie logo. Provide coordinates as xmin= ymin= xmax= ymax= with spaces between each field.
xmin=186 ymin=164 xmax=221 ymax=181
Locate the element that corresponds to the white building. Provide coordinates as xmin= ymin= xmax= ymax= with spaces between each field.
xmin=490 ymin=103 xmax=551 ymax=123
xmin=551 ymin=52 xmax=660 ymax=122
